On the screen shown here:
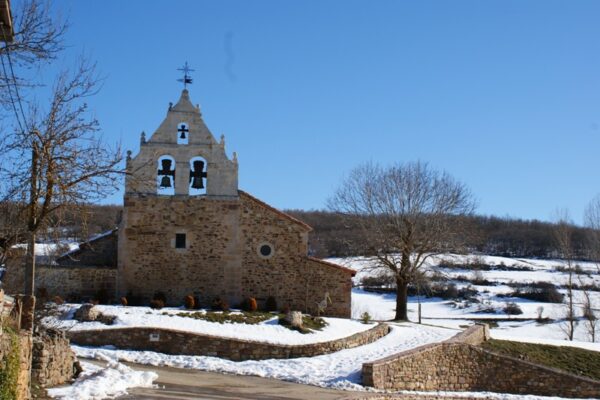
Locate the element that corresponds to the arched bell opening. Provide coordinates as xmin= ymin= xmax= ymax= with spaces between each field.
xmin=157 ymin=155 xmax=176 ymax=195
xmin=189 ymin=156 xmax=208 ymax=196
xmin=177 ymin=122 xmax=189 ymax=145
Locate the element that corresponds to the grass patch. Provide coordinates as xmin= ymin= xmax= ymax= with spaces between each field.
xmin=482 ymin=339 xmax=600 ymax=381
xmin=278 ymin=314 xmax=328 ymax=334
xmin=174 ymin=310 xmax=274 ymax=324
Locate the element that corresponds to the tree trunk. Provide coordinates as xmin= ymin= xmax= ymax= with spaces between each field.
xmin=395 ymin=277 xmax=409 ymax=321
xmin=24 ymin=231 xmax=36 ymax=296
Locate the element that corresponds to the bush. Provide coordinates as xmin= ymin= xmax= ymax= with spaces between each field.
xmin=211 ymin=297 xmax=229 ymax=312
xmin=513 ymin=283 xmax=563 ymax=303
xmin=265 ymin=296 xmax=278 ymax=312
xmin=51 ymin=296 xmax=64 ymax=305
xmin=149 ymin=299 xmax=165 ymax=310
xmin=360 ymin=273 xmax=394 ymax=288
xmin=430 ymin=283 xmax=459 ymax=299
xmin=94 ymin=288 xmax=111 ymax=305
xmin=360 ymin=311 xmax=372 ymax=324
xmin=152 ymin=291 xmax=167 ymax=304
xmin=120 ymin=297 xmax=128 ymax=306
xmin=241 ymin=297 xmax=257 ymax=312
xmin=184 ymin=295 xmax=195 ymax=310
xmin=504 ymin=302 xmax=523 ymax=315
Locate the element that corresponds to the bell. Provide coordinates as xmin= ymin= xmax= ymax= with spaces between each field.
xmin=190 ymin=176 xmax=204 ymax=189
xmin=179 ymin=130 xmax=186 ymax=139
xmin=159 ymin=175 xmax=172 ymax=188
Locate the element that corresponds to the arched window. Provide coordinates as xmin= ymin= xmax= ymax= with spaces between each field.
xmin=189 ymin=156 xmax=207 ymax=195
xmin=157 ymin=155 xmax=176 ymax=195
xmin=177 ymin=122 xmax=189 ymax=145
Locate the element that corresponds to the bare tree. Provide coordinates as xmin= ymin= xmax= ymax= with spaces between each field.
xmin=329 ymin=161 xmax=476 ymax=321
xmin=580 ymin=282 xmax=597 ymax=342
xmin=584 ymin=194 xmax=600 ymax=273
xmin=0 ymin=59 xmax=123 ymax=296
xmin=553 ymin=210 xmax=577 ymax=341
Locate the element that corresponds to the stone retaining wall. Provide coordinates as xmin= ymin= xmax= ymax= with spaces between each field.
xmin=69 ymin=322 xmax=389 ymax=361
xmin=362 ymin=324 xmax=600 ymax=398
xmin=32 ymin=329 xmax=79 ymax=387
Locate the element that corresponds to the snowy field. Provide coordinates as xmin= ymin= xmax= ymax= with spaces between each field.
xmin=47 ymin=304 xmax=377 ymax=345
xmin=338 ymin=254 xmax=600 ymax=351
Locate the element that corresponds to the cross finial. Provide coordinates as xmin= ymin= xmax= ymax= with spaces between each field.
xmin=177 ymin=62 xmax=194 ymax=88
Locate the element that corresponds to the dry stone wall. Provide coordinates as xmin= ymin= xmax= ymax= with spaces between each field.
xmin=362 ymin=324 xmax=600 ymax=398
xmin=68 ymin=323 xmax=388 ymax=361
xmin=0 ymin=330 xmax=32 ymax=400
xmin=32 ymin=329 xmax=79 ymax=387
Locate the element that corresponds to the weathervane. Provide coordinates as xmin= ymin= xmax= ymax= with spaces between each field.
xmin=177 ymin=62 xmax=194 ymax=88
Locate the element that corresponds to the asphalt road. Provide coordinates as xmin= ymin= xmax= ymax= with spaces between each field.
xmin=82 ymin=359 xmax=368 ymax=400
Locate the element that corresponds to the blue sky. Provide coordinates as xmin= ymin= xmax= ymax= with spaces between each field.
xmin=37 ymin=0 xmax=600 ymax=223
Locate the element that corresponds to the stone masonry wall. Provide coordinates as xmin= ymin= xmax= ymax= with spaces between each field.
xmin=239 ymin=192 xmax=353 ymax=317
xmin=3 ymin=263 xmax=116 ymax=302
xmin=119 ymin=192 xmax=353 ymax=317
xmin=68 ymin=323 xmax=388 ymax=361
xmin=32 ymin=329 xmax=78 ymax=387
xmin=362 ymin=324 xmax=600 ymax=398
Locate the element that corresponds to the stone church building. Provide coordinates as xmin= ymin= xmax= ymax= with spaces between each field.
xmin=7 ymin=89 xmax=354 ymax=317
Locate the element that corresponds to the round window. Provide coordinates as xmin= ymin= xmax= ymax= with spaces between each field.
xmin=257 ymin=243 xmax=274 ymax=259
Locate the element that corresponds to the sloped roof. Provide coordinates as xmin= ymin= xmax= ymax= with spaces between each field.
xmin=307 ymin=256 xmax=356 ymax=276
xmin=238 ymin=191 xmax=312 ymax=232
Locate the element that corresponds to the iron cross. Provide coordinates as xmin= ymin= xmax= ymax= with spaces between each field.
xmin=177 ymin=62 xmax=194 ymax=88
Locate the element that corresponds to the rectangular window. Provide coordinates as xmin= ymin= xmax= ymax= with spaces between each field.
xmin=175 ymin=233 xmax=186 ymax=249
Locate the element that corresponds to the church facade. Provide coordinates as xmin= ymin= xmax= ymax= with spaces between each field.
xmin=7 ymin=88 xmax=354 ymax=317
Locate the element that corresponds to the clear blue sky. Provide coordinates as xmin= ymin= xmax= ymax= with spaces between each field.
xmin=40 ymin=0 xmax=600 ymax=223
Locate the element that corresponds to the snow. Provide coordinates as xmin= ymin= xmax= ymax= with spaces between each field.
xmin=341 ymin=254 xmax=600 ymax=351
xmin=72 ymin=323 xmax=456 ymax=390
xmin=46 ymin=304 xmax=377 ymax=345
xmin=47 ymin=354 xmax=157 ymax=400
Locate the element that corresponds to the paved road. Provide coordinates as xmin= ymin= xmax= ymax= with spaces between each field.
xmin=83 ymin=360 xmax=368 ymax=400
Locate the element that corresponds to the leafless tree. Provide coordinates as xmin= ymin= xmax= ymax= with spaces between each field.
xmin=584 ymin=194 xmax=600 ymax=273
xmin=553 ymin=210 xmax=577 ymax=341
xmin=580 ymin=281 xmax=597 ymax=342
xmin=1 ymin=1 xmax=123 ymax=301
xmin=0 ymin=59 xmax=123 ymax=296
xmin=328 ymin=161 xmax=476 ymax=321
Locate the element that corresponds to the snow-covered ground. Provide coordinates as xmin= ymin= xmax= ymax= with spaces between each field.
xmin=73 ymin=323 xmax=456 ymax=390
xmin=340 ymin=254 xmax=600 ymax=351
xmin=47 ymin=304 xmax=377 ymax=345
xmin=47 ymin=355 xmax=157 ymax=400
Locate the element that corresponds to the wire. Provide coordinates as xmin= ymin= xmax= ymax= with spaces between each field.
xmin=0 ymin=21 xmax=29 ymax=134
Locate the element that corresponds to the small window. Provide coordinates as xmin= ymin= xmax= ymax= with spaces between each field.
xmin=257 ymin=242 xmax=274 ymax=259
xmin=175 ymin=233 xmax=186 ymax=249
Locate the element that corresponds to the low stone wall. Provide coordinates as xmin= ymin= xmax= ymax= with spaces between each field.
xmin=69 ymin=322 xmax=389 ymax=361
xmin=362 ymin=324 xmax=600 ymax=398
xmin=32 ymin=329 xmax=79 ymax=387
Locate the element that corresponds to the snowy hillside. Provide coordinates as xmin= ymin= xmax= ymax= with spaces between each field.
xmin=335 ymin=254 xmax=600 ymax=351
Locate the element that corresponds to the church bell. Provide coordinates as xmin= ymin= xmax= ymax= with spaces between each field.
xmin=190 ymin=176 xmax=204 ymax=189
xmin=159 ymin=175 xmax=172 ymax=188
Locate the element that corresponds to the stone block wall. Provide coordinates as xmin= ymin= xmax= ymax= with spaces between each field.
xmin=2 ymin=263 xmax=116 ymax=302
xmin=362 ymin=324 xmax=600 ymax=398
xmin=118 ymin=191 xmax=353 ymax=317
xmin=68 ymin=323 xmax=388 ymax=361
xmin=32 ymin=329 xmax=78 ymax=387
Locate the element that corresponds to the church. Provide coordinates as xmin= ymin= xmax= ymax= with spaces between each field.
xmin=7 ymin=80 xmax=355 ymax=318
